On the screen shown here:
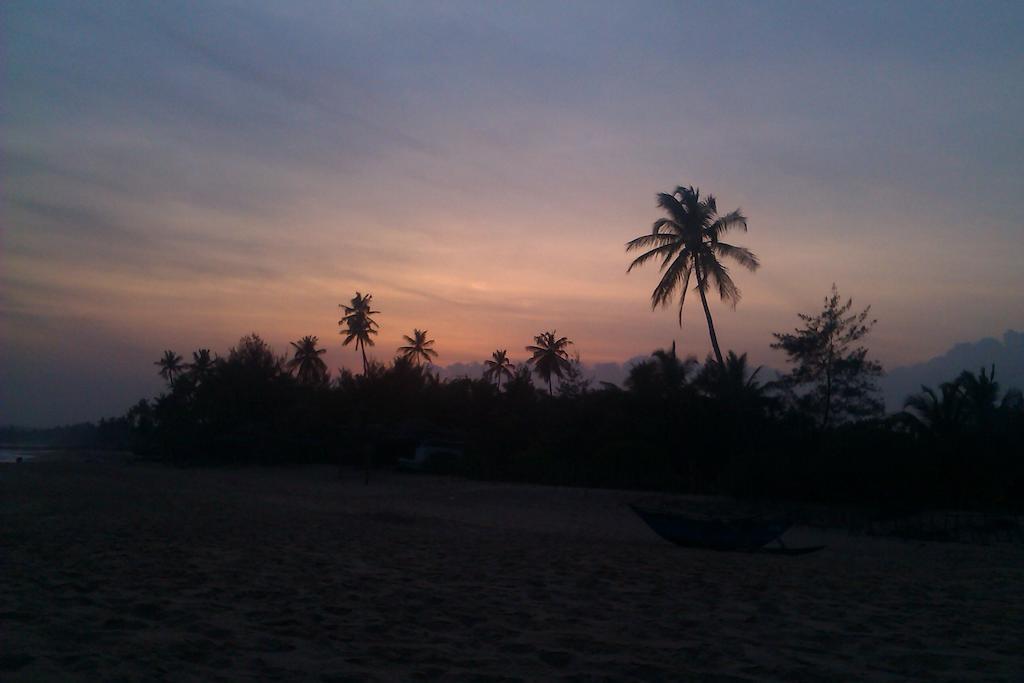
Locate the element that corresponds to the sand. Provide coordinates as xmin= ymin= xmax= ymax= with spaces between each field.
xmin=2 ymin=461 xmax=1022 ymax=681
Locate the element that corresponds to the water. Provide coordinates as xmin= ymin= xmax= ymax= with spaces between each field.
xmin=0 ymin=448 xmax=39 ymax=463
xmin=0 ymin=448 xmax=132 ymax=464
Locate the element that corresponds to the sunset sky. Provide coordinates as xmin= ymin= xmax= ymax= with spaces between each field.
xmin=2 ymin=1 xmax=1023 ymax=426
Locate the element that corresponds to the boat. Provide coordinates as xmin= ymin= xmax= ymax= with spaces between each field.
xmin=630 ymin=505 xmax=823 ymax=554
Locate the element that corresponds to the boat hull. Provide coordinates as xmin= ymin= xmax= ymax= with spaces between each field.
xmin=631 ymin=505 xmax=791 ymax=551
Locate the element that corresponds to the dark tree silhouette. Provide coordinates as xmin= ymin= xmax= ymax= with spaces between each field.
xmin=956 ymin=365 xmax=1000 ymax=429
xmin=626 ymin=341 xmax=698 ymax=401
xmin=626 ymin=186 xmax=759 ymax=366
xmin=696 ymin=350 xmax=767 ymax=408
xmin=397 ymin=329 xmax=439 ymax=366
xmin=771 ymin=285 xmax=883 ymax=427
xmin=339 ymin=292 xmax=379 ymax=374
xmin=904 ymin=366 xmax=1006 ymax=438
xmin=155 ymin=350 xmax=184 ymax=386
xmin=483 ymin=349 xmax=515 ymax=390
xmin=903 ymin=381 xmax=967 ymax=439
xmin=287 ymin=335 xmax=329 ymax=385
xmin=526 ymin=331 xmax=573 ymax=395
xmin=557 ymin=352 xmax=590 ymax=399
xmin=187 ymin=349 xmax=216 ymax=384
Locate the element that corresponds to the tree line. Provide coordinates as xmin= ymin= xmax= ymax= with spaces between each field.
xmin=120 ymin=185 xmax=1023 ymax=508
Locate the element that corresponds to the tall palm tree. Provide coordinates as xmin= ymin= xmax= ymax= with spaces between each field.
xmin=483 ymin=349 xmax=515 ymax=390
xmin=526 ymin=331 xmax=572 ymax=396
xmin=187 ymin=349 xmax=215 ymax=384
xmin=626 ymin=185 xmax=759 ymax=367
xmin=397 ymin=329 xmax=439 ymax=366
xmin=338 ymin=291 xmax=379 ymax=374
xmin=287 ymin=335 xmax=329 ymax=385
xmin=155 ymin=350 xmax=184 ymax=386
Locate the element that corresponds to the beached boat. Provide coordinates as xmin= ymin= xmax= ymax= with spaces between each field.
xmin=630 ymin=505 xmax=822 ymax=554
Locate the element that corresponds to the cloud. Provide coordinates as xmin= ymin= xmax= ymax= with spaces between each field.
xmin=2 ymin=1 xmax=1023 ymax=426
xmin=881 ymin=330 xmax=1024 ymax=412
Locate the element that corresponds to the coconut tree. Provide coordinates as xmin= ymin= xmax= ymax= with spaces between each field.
xmin=287 ymin=335 xmax=329 ymax=385
xmin=154 ymin=350 xmax=184 ymax=386
xmin=526 ymin=331 xmax=573 ymax=396
xmin=397 ymin=329 xmax=439 ymax=367
xmin=338 ymin=292 xmax=379 ymax=374
xmin=626 ymin=185 xmax=759 ymax=367
xmin=956 ymin=365 xmax=1000 ymax=428
xmin=187 ymin=349 xmax=215 ymax=384
xmin=696 ymin=350 xmax=767 ymax=410
xmin=483 ymin=349 xmax=516 ymax=390
xmin=903 ymin=381 xmax=968 ymax=439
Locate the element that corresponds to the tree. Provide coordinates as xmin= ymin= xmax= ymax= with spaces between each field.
xmin=771 ymin=284 xmax=883 ymax=427
xmin=187 ymin=349 xmax=216 ymax=384
xmin=338 ymin=292 xmax=379 ymax=374
xmin=397 ymin=329 xmax=439 ymax=366
xmin=526 ymin=331 xmax=573 ymax=395
xmin=903 ymin=381 xmax=967 ymax=439
xmin=227 ymin=333 xmax=284 ymax=374
xmin=155 ymin=350 xmax=184 ymax=386
xmin=483 ymin=349 xmax=515 ymax=390
xmin=905 ymin=366 xmax=1008 ymax=438
xmin=696 ymin=350 xmax=767 ymax=408
xmin=557 ymin=352 xmax=591 ymax=399
xmin=956 ymin=365 xmax=1000 ymax=429
xmin=625 ymin=341 xmax=698 ymax=401
xmin=287 ymin=335 xmax=329 ymax=385
xmin=626 ymin=185 xmax=759 ymax=366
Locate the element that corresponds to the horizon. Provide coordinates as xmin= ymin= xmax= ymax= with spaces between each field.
xmin=3 ymin=2 xmax=1023 ymax=426
xmin=3 ymin=327 xmax=1023 ymax=429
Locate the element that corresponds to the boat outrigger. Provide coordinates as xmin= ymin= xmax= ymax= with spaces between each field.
xmin=630 ymin=505 xmax=824 ymax=555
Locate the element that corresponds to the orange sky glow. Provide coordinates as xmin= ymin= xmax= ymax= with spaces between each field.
xmin=2 ymin=2 xmax=1023 ymax=425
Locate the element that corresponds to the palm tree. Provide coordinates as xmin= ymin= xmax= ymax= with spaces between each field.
xmin=397 ymin=329 xmax=439 ymax=366
xmin=483 ymin=349 xmax=516 ymax=390
xmin=903 ymin=381 xmax=968 ymax=439
xmin=526 ymin=331 xmax=573 ymax=395
xmin=338 ymin=292 xmax=379 ymax=374
xmin=155 ymin=350 xmax=184 ymax=386
xmin=626 ymin=185 xmax=759 ymax=367
xmin=287 ymin=335 xmax=329 ymax=385
xmin=956 ymin=365 xmax=1000 ymax=428
xmin=187 ymin=349 xmax=215 ymax=384
xmin=697 ymin=350 xmax=767 ymax=409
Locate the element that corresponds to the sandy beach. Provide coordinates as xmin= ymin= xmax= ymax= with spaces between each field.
xmin=2 ymin=461 xmax=1021 ymax=681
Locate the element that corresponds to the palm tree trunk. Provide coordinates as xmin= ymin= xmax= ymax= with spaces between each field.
xmin=361 ymin=345 xmax=368 ymax=375
xmin=695 ymin=262 xmax=725 ymax=367
xmin=548 ymin=377 xmax=553 ymax=396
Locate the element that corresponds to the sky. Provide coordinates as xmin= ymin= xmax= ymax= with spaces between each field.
xmin=2 ymin=1 xmax=1023 ymax=426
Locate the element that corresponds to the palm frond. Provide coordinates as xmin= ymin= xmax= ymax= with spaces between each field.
xmin=709 ymin=209 xmax=747 ymax=236
xmin=714 ymin=241 xmax=760 ymax=271
xmin=656 ymin=192 xmax=688 ymax=224
xmin=705 ymin=258 xmax=741 ymax=307
xmin=651 ymin=254 xmax=692 ymax=309
xmin=676 ymin=266 xmax=693 ymax=325
xmin=627 ymin=241 xmax=681 ymax=272
xmin=625 ymin=231 xmax=677 ymax=251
